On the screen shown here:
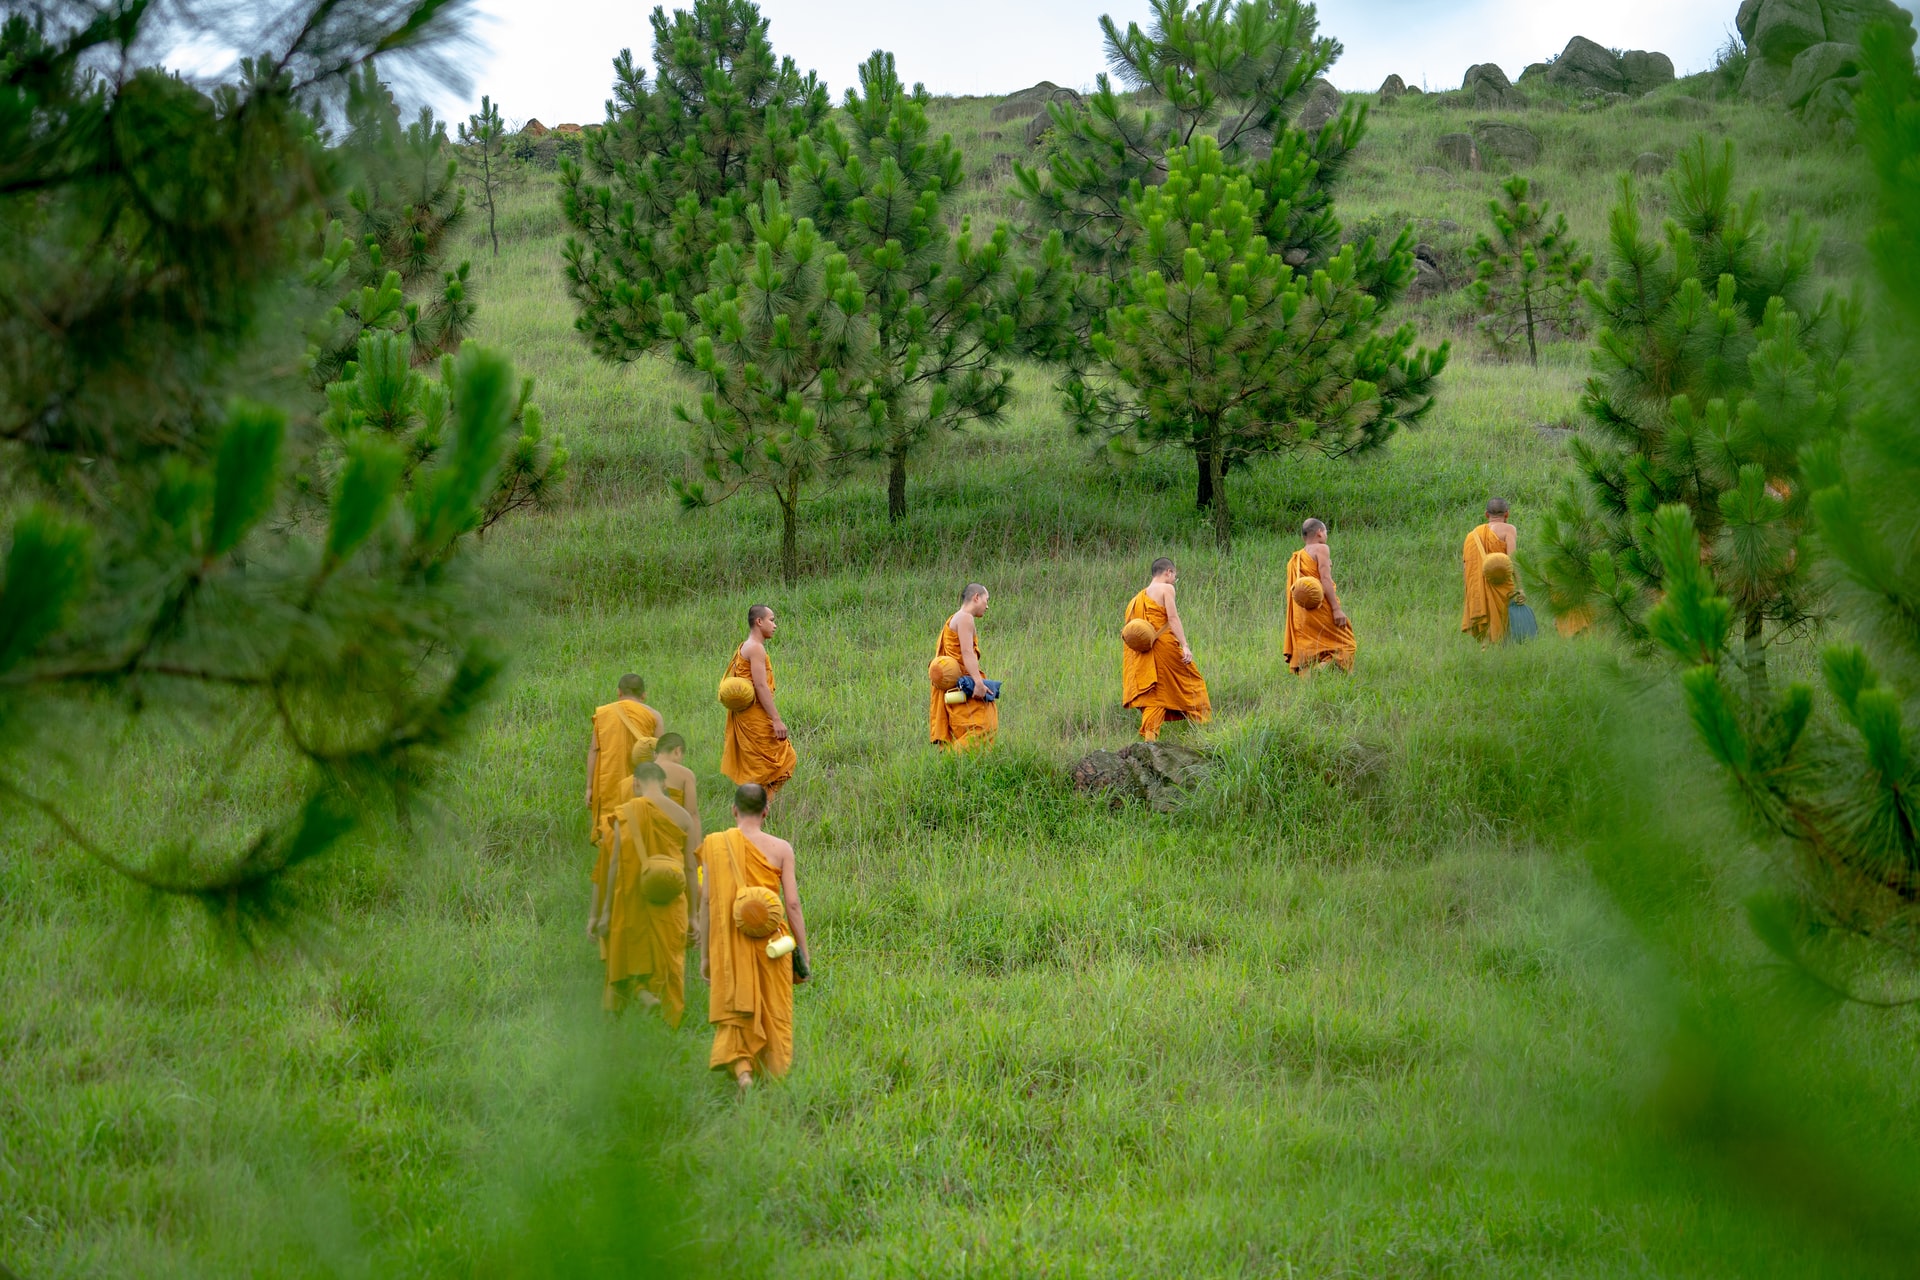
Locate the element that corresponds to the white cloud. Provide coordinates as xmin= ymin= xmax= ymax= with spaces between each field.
xmin=394 ymin=0 xmax=1916 ymax=125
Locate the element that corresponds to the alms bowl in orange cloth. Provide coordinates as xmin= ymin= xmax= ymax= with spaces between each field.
xmin=1481 ymin=552 xmax=1514 ymax=587
xmin=1121 ymin=618 xmax=1156 ymax=653
xmin=929 ymin=655 xmax=964 ymax=691
xmin=732 ymin=884 xmax=786 ymax=939
xmin=717 ymin=675 xmax=756 ymax=712
xmin=641 ymin=858 xmax=686 ymax=905
xmin=1290 ymin=575 xmax=1324 ymax=610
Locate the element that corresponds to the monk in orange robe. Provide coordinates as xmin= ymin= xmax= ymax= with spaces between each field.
xmin=1461 ymin=497 xmax=1520 ymax=645
xmin=654 ymin=732 xmax=701 ymax=828
xmin=698 ymin=783 xmax=810 ymax=1091
xmin=930 ymin=583 xmax=998 ymax=750
xmin=1122 ymin=558 xmax=1212 ymax=740
xmin=722 ymin=605 xmax=797 ymax=796
xmin=586 ymin=673 xmax=662 ymax=846
xmin=592 ymin=763 xmax=698 ymax=1023
xmin=1284 ymin=519 xmax=1357 ymax=674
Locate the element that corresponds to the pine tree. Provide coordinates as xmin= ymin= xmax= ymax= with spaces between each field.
xmin=1020 ymin=0 xmax=1441 ymax=515
xmin=323 ymin=331 xmax=566 ymax=534
xmin=0 ymin=1 xmax=516 ymax=923
xmin=560 ymin=0 xmax=830 ymax=363
xmin=666 ymin=188 xmax=874 ymax=582
xmin=459 ymin=94 xmax=509 ymax=258
xmin=788 ymin=51 xmax=1076 ymax=521
xmin=1470 ymin=175 xmax=1591 ymax=366
xmin=1094 ymin=136 xmax=1444 ymax=551
xmin=309 ymin=66 xmax=476 ymax=388
xmin=1535 ymin=139 xmax=1858 ymax=711
xmin=1634 ymin=25 xmax=1920 ymax=984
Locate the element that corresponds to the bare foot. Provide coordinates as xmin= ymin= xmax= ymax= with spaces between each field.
xmin=734 ymin=1068 xmax=754 ymax=1095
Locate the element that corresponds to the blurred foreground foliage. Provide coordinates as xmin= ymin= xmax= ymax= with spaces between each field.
xmin=0 ymin=0 xmax=534 ymax=926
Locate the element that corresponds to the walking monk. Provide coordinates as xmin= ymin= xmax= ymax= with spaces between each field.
xmin=721 ymin=606 xmax=797 ymax=797
xmin=930 ymin=583 xmax=998 ymax=750
xmin=654 ymin=732 xmax=701 ymax=826
xmin=1122 ymin=558 xmax=1212 ymax=740
xmin=586 ymin=674 xmax=662 ymax=844
xmin=592 ymin=763 xmax=699 ymax=1022
xmin=1461 ymin=497 xmax=1520 ymax=645
xmin=1285 ymin=519 xmax=1358 ymax=674
xmin=698 ymin=783 xmax=810 ymax=1092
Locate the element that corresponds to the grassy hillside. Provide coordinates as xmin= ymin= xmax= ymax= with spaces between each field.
xmin=3 ymin=65 xmax=1910 ymax=1279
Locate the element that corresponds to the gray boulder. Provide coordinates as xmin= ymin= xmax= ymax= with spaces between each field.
xmin=1435 ymin=132 xmax=1479 ymax=168
xmin=1379 ymin=73 xmax=1407 ymax=102
xmin=1547 ymin=36 xmax=1627 ymax=93
xmin=991 ymin=80 xmax=1061 ymax=122
xmin=1621 ymin=50 xmax=1676 ymax=94
xmin=1070 ymin=742 xmax=1210 ymax=812
xmin=1819 ymin=0 xmax=1912 ymax=44
xmin=1742 ymin=53 xmax=1791 ymax=100
xmin=1751 ymin=0 xmax=1827 ymax=62
xmin=1296 ymin=78 xmax=1345 ymax=133
xmin=1518 ymin=62 xmax=1552 ymax=84
xmin=1737 ymin=0 xmax=1765 ymax=42
xmin=1785 ymin=41 xmax=1863 ymax=106
xmin=1804 ymin=75 xmax=1864 ymax=136
xmin=1464 ymin=62 xmax=1512 ymax=94
xmin=1474 ymin=121 xmax=1541 ymax=165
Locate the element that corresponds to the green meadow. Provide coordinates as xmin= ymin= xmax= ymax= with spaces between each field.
xmin=6 ymin=71 xmax=1917 ymax=1278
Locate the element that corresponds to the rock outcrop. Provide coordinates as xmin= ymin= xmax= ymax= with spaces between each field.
xmin=1435 ymin=132 xmax=1479 ymax=169
xmin=1070 ymin=742 xmax=1210 ymax=812
xmin=1378 ymin=73 xmax=1407 ymax=103
xmin=1734 ymin=0 xmax=1913 ymax=134
xmin=1544 ymin=36 xmax=1675 ymax=96
xmin=1473 ymin=120 xmax=1541 ymax=165
xmin=1295 ymin=78 xmax=1345 ymax=132
xmin=992 ymin=81 xmax=1062 ymax=122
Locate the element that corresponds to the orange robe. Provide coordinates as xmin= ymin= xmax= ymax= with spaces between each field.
xmin=700 ymin=828 xmax=794 ymax=1078
xmin=721 ymin=651 xmax=797 ymax=794
xmin=1122 ymin=589 xmax=1211 ymax=739
xmin=604 ymin=796 xmax=690 ymax=1023
xmin=929 ymin=622 xmax=998 ymax=749
xmin=590 ymin=700 xmax=659 ymax=836
xmin=1461 ymin=523 xmax=1514 ymax=644
xmin=1283 ymin=548 xmax=1357 ymax=673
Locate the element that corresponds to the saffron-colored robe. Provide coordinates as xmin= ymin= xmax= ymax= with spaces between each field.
xmin=604 ymin=796 xmax=690 ymax=1023
xmin=1122 ymin=589 xmax=1211 ymax=736
xmin=721 ymin=651 xmax=797 ymax=794
xmin=1461 ymin=523 xmax=1514 ymax=644
xmin=700 ymin=828 xmax=794 ymax=1078
xmin=929 ymin=622 xmax=998 ymax=749
xmin=590 ymin=700 xmax=659 ymax=833
xmin=1283 ymin=548 xmax=1357 ymax=673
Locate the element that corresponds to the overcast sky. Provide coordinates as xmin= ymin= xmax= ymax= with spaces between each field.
xmin=414 ymin=0 xmax=1915 ymax=126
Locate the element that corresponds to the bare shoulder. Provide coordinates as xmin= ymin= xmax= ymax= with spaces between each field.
xmin=1309 ymin=542 xmax=1333 ymax=567
xmin=746 ymin=829 xmax=795 ymax=866
xmin=1146 ymin=580 xmax=1175 ymax=605
xmin=950 ymin=609 xmax=973 ymax=634
xmin=741 ymin=636 xmax=765 ymax=659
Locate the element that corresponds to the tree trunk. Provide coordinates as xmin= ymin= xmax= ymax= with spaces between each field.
xmin=780 ymin=495 xmax=799 ymax=586
xmin=887 ymin=445 xmax=907 ymax=522
xmin=1208 ymin=435 xmax=1231 ymax=552
xmin=1742 ymin=607 xmax=1768 ymax=722
xmin=484 ymin=157 xmax=499 ymax=258
xmin=1523 ymin=286 xmax=1537 ymax=367
xmin=1195 ymin=441 xmax=1231 ymax=508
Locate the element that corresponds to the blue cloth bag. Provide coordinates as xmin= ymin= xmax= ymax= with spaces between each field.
xmin=955 ymin=676 xmax=1002 ymax=702
xmin=1507 ymin=600 xmax=1539 ymax=643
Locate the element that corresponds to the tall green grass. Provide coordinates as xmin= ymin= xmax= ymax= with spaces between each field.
xmin=3 ymin=76 xmax=1913 ymax=1279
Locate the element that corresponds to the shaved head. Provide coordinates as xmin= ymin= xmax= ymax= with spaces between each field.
xmin=747 ymin=604 xmax=773 ymax=629
xmin=633 ymin=762 xmax=666 ymax=785
xmin=656 ymin=732 xmax=686 ymax=756
xmin=1301 ymin=518 xmax=1326 ymax=540
xmin=1487 ymin=497 xmax=1510 ymax=517
xmin=1150 ymin=557 xmax=1176 ymax=578
xmin=734 ymin=782 xmax=769 ymax=816
xmin=617 ymin=673 xmax=645 ymax=696
xmin=961 ymin=583 xmax=988 ymax=605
